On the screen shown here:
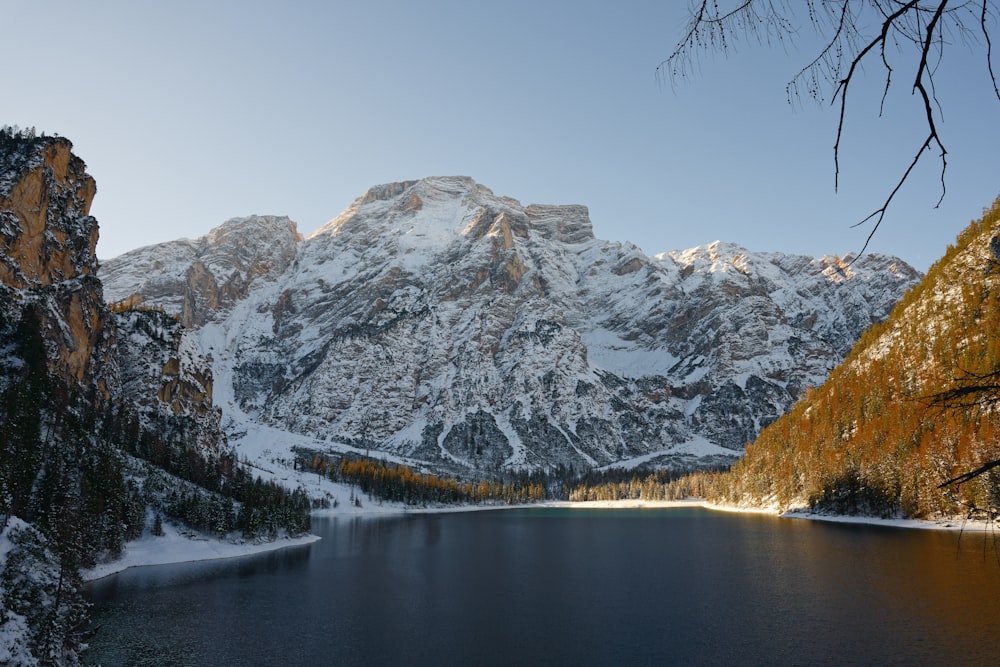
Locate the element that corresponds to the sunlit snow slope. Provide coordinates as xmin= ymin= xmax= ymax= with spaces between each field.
xmin=102 ymin=177 xmax=920 ymax=473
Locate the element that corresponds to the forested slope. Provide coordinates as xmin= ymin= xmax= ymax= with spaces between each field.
xmin=690 ymin=197 xmax=1000 ymax=518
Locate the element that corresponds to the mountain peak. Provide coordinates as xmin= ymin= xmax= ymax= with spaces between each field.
xmin=358 ymin=176 xmax=484 ymax=205
xmin=309 ymin=176 xmax=595 ymax=247
xmin=206 ymin=214 xmax=303 ymax=247
xmin=101 ymin=213 xmax=302 ymax=326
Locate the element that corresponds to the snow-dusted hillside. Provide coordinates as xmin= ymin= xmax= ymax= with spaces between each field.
xmin=102 ymin=176 xmax=920 ymax=473
xmin=101 ymin=215 xmax=301 ymax=327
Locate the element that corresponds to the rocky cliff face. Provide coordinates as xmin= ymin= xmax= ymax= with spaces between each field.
xmin=0 ymin=134 xmax=115 ymax=396
xmin=0 ymin=136 xmax=98 ymax=287
xmin=102 ymin=176 xmax=921 ymax=473
xmin=100 ymin=215 xmax=302 ymax=327
xmin=113 ymin=308 xmax=224 ymax=449
xmin=0 ymin=131 xmax=223 ymax=453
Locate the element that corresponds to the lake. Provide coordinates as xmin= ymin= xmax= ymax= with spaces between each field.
xmin=84 ymin=507 xmax=1000 ymax=666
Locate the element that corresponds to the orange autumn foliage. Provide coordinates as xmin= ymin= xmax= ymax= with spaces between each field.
xmin=672 ymin=196 xmax=1000 ymax=518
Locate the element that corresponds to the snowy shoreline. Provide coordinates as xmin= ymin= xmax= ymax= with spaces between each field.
xmin=81 ymin=521 xmax=320 ymax=582
xmin=83 ymin=498 xmax=996 ymax=582
xmin=536 ymin=498 xmax=999 ymax=533
xmin=643 ymin=499 xmax=997 ymax=532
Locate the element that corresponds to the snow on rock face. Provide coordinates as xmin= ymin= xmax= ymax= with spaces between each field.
xmin=101 ymin=177 xmax=921 ymax=473
xmin=0 ymin=136 xmax=98 ymax=289
xmin=101 ymin=215 xmax=302 ymax=327
xmin=0 ymin=132 xmax=228 ymax=460
xmin=0 ymin=134 xmax=117 ymax=396
xmin=114 ymin=308 xmax=226 ymax=455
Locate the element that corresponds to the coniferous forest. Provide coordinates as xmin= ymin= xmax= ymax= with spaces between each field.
xmin=304 ymin=453 xmax=549 ymax=506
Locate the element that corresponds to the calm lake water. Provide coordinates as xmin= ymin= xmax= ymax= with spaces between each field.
xmin=84 ymin=507 xmax=1000 ymax=666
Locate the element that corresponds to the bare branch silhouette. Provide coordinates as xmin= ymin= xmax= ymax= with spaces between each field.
xmin=661 ymin=1 xmax=999 ymax=259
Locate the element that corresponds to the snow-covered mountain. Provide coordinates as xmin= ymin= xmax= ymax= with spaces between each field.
xmin=102 ymin=176 xmax=920 ymax=473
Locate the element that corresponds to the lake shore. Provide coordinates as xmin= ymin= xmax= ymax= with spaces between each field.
xmin=550 ymin=497 xmax=996 ymax=532
xmin=84 ymin=496 xmax=995 ymax=582
xmin=81 ymin=520 xmax=320 ymax=582
xmin=613 ymin=498 xmax=996 ymax=532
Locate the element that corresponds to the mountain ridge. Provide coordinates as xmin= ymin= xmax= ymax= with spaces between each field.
xmin=101 ymin=176 xmax=921 ymax=474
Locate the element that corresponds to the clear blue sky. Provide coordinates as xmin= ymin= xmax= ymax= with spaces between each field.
xmin=5 ymin=1 xmax=1000 ymax=270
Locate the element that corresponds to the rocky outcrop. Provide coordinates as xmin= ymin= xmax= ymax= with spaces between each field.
xmin=114 ymin=308 xmax=224 ymax=450
xmin=101 ymin=215 xmax=302 ymax=327
xmin=0 ymin=130 xmax=224 ymax=454
xmin=0 ymin=134 xmax=114 ymax=397
xmin=0 ymin=137 xmax=98 ymax=288
xmin=102 ymin=176 xmax=922 ymax=473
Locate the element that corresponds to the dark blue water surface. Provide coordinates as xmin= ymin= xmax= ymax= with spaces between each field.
xmin=84 ymin=507 xmax=1000 ymax=666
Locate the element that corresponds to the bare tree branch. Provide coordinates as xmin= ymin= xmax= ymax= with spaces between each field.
xmin=923 ymin=366 xmax=1000 ymax=411
xmin=657 ymin=1 xmax=794 ymax=83
xmin=662 ymin=1 xmax=1000 ymax=259
xmin=938 ymin=458 xmax=1000 ymax=487
xmin=831 ymin=2 xmax=917 ymax=194
xmin=982 ymin=0 xmax=1000 ymax=100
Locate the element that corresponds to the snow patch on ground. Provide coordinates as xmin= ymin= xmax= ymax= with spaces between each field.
xmin=436 ymin=423 xmax=472 ymax=468
xmin=495 ymin=410 xmax=528 ymax=467
xmin=780 ymin=508 xmax=1000 ymax=532
xmin=0 ymin=516 xmax=29 ymax=561
xmin=580 ymin=328 xmax=677 ymax=377
xmin=599 ymin=437 xmax=740 ymax=470
xmin=0 ymin=518 xmax=52 ymax=665
xmin=702 ymin=501 xmax=1000 ymax=532
xmin=551 ymin=420 xmax=597 ymax=466
xmin=81 ymin=520 xmax=320 ymax=582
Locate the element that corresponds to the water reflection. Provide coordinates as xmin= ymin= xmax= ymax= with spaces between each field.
xmin=85 ymin=509 xmax=1000 ymax=666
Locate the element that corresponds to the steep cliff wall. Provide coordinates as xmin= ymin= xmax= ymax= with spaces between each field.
xmin=0 ymin=136 xmax=98 ymax=287
xmin=0 ymin=133 xmax=116 ymax=398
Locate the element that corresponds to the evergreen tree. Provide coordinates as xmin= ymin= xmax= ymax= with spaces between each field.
xmin=1 ymin=522 xmax=87 ymax=666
